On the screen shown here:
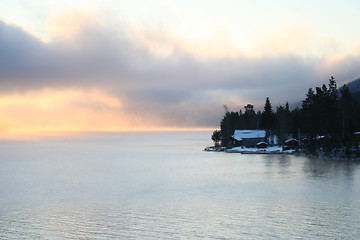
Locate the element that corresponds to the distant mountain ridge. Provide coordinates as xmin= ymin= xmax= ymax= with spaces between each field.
xmin=346 ymin=77 xmax=360 ymax=93
xmin=345 ymin=77 xmax=360 ymax=103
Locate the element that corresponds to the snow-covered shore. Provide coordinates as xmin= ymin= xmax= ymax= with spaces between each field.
xmin=226 ymin=146 xmax=295 ymax=154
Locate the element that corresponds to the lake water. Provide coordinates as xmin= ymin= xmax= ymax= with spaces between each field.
xmin=1 ymin=131 xmax=360 ymax=239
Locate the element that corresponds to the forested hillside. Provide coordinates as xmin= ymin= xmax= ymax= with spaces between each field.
xmin=213 ymin=76 xmax=360 ymax=156
xmin=346 ymin=77 xmax=360 ymax=103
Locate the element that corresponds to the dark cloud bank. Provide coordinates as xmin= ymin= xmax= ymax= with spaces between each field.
xmin=1 ymin=20 xmax=359 ymax=128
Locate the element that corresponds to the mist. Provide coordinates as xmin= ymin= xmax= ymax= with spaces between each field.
xmin=1 ymin=19 xmax=359 ymax=129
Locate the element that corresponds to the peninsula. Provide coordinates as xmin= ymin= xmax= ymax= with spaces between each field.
xmin=209 ymin=77 xmax=360 ymax=159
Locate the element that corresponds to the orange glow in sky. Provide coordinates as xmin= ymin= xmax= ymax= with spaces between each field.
xmin=0 ymin=89 xmax=211 ymax=138
xmin=0 ymin=89 xmax=125 ymax=134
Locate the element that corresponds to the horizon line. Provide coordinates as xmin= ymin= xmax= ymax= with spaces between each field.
xmin=0 ymin=127 xmax=217 ymax=140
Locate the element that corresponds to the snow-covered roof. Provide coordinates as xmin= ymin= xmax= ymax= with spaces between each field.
xmin=232 ymin=130 xmax=266 ymax=141
xmin=285 ymin=138 xmax=299 ymax=143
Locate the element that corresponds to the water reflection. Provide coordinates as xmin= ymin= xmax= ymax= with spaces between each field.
xmin=303 ymin=156 xmax=360 ymax=180
xmin=1 ymin=132 xmax=360 ymax=239
xmin=262 ymin=154 xmax=299 ymax=180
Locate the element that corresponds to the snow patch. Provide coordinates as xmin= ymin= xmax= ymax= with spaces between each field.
xmin=226 ymin=146 xmax=295 ymax=154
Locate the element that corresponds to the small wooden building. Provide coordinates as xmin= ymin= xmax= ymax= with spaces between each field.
xmin=284 ymin=138 xmax=299 ymax=150
xmin=301 ymin=137 xmax=310 ymax=145
xmin=232 ymin=130 xmax=267 ymax=147
xmin=257 ymin=141 xmax=268 ymax=149
xmin=355 ymin=132 xmax=360 ymax=141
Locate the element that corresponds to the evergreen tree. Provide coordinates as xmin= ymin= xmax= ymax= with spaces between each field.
xmin=326 ymin=76 xmax=339 ymax=138
xmin=211 ymin=130 xmax=222 ymax=147
xmin=220 ymin=106 xmax=242 ymax=146
xmin=302 ymin=88 xmax=316 ymax=136
xmin=243 ymin=104 xmax=257 ymax=129
xmin=256 ymin=110 xmax=262 ymax=129
xmin=220 ymin=110 xmax=238 ymax=146
xmin=340 ymin=84 xmax=357 ymax=140
xmin=275 ymin=102 xmax=292 ymax=143
xmin=261 ymin=97 xmax=275 ymax=130
xmin=291 ymin=107 xmax=302 ymax=138
xmin=302 ymin=77 xmax=339 ymax=138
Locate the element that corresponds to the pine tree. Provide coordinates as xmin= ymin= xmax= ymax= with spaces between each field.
xmin=275 ymin=102 xmax=292 ymax=143
xmin=243 ymin=104 xmax=257 ymax=129
xmin=340 ymin=84 xmax=357 ymax=140
xmin=261 ymin=97 xmax=275 ymax=130
xmin=211 ymin=130 xmax=222 ymax=147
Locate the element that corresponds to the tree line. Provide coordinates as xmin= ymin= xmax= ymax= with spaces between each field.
xmin=213 ymin=77 xmax=360 ymax=154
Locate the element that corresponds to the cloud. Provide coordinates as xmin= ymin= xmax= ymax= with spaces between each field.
xmin=47 ymin=10 xmax=101 ymax=41
xmin=0 ymin=13 xmax=360 ymax=131
xmin=251 ymin=23 xmax=341 ymax=58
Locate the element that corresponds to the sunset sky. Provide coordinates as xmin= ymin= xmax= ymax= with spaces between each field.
xmin=1 ymin=0 xmax=360 ymax=135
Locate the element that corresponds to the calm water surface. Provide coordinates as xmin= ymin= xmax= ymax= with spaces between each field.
xmin=0 ymin=131 xmax=360 ymax=239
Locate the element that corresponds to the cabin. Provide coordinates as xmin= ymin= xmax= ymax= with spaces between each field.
xmin=232 ymin=130 xmax=267 ymax=147
xmin=256 ymin=141 xmax=268 ymax=149
xmin=301 ymin=137 xmax=310 ymax=145
xmin=284 ymin=138 xmax=299 ymax=150
xmin=316 ymin=135 xmax=328 ymax=145
xmin=354 ymin=132 xmax=360 ymax=141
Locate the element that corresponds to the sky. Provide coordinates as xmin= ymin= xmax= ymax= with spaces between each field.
xmin=1 ymin=0 xmax=360 ymax=135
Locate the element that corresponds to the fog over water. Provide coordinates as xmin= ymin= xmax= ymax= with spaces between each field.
xmin=1 ymin=131 xmax=360 ymax=239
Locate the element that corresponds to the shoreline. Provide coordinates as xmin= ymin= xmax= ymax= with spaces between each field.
xmin=225 ymin=146 xmax=295 ymax=154
xmin=204 ymin=146 xmax=295 ymax=154
xmin=204 ymin=146 xmax=360 ymax=161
